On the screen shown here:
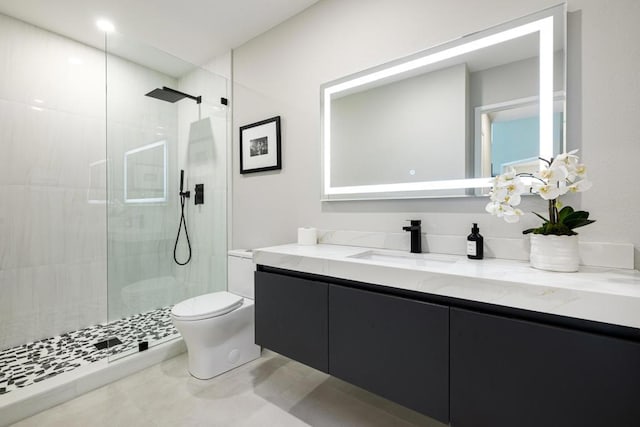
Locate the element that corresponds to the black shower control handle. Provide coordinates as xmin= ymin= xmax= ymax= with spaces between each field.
xmin=195 ymin=184 xmax=204 ymax=205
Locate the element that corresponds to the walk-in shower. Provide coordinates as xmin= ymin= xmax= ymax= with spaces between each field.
xmin=0 ymin=12 xmax=229 ymax=419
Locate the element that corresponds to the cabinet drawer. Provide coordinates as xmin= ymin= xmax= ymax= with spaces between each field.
xmin=329 ymin=284 xmax=449 ymax=423
xmin=255 ymin=271 xmax=328 ymax=372
xmin=450 ymin=307 xmax=640 ymax=427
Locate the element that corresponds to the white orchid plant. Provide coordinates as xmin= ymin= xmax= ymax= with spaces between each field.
xmin=486 ymin=150 xmax=595 ymax=235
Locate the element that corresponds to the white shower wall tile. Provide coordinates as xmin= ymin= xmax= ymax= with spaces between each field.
xmin=0 ymin=102 xmax=51 ymax=186
xmin=0 ymin=185 xmax=14 ymax=269
xmin=10 ymin=185 xmax=63 ymax=269
xmin=0 ymin=15 xmax=104 ymax=119
xmin=0 ymin=258 xmax=108 ymax=350
xmin=0 ymin=268 xmax=37 ymax=349
xmin=61 ymin=188 xmax=107 ymax=262
xmin=0 ymin=101 xmax=105 ymax=191
xmin=0 ymin=270 xmax=16 ymax=348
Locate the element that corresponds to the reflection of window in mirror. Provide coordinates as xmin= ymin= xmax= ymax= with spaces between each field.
xmin=477 ymin=95 xmax=564 ymax=177
xmin=124 ymin=140 xmax=167 ymax=203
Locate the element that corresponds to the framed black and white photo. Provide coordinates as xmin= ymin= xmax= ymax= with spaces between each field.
xmin=239 ymin=116 xmax=281 ymax=174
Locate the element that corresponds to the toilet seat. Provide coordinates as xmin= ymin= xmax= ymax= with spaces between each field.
xmin=171 ymin=291 xmax=243 ymax=321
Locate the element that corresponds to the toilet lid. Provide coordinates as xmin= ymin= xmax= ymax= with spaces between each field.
xmin=171 ymin=291 xmax=243 ymax=321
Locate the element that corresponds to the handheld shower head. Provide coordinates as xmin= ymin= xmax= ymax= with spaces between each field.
xmin=145 ymin=86 xmax=201 ymax=104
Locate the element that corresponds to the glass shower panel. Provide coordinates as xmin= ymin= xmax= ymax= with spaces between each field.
xmin=105 ymin=32 xmax=228 ymax=360
xmin=0 ymin=12 xmax=107 ymax=352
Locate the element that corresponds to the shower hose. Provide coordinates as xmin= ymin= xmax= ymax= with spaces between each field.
xmin=173 ymin=191 xmax=192 ymax=265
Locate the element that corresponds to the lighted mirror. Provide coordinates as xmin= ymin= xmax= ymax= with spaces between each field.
xmin=321 ymin=4 xmax=566 ymax=200
xmin=124 ymin=140 xmax=167 ymax=203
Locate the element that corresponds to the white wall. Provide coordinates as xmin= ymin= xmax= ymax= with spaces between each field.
xmin=232 ymin=0 xmax=640 ymax=268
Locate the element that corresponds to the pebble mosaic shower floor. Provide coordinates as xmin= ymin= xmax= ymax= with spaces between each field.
xmin=0 ymin=306 xmax=178 ymax=396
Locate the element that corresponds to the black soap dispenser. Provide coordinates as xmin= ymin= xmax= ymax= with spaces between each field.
xmin=467 ymin=223 xmax=484 ymax=260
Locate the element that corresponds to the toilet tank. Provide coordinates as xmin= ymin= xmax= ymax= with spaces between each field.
xmin=227 ymin=249 xmax=255 ymax=299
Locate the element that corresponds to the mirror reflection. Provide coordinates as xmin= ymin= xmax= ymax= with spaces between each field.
xmin=321 ymin=4 xmax=566 ymax=200
xmin=124 ymin=140 xmax=167 ymax=203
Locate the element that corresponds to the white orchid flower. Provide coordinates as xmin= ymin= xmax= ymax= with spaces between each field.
xmin=486 ymin=201 xmax=511 ymax=217
xmin=491 ymin=171 xmax=516 ymax=189
xmin=536 ymin=164 xmax=568 ymax=183
xmin=504 ymin=178 xmax=526 ymax=195
xmin=553 ymin=149 xmax=579 ymax=168
xmin=573 ymin=163 xmax=587 ymax=177
xmin=500 ymin=166 xmax=518 ymax=181
xmin=486 ymin=150 xmax=591 ymax=226
xmin=567 ymin=179 xmax=593 ymax=193
xmin=557 ymin=181 xmax=570 ymax=196
xmin=489 ymin=187 xmax=508 ymax=203
xmin=503 ymin=208 xmax=524 ymax=223
xmin=504 ymin=193 xmax=522 ymax=206
xmin=485 ymin=201 xmax=501 ymax=215
xmin=533 ymin=182 xmax=562 ymax=200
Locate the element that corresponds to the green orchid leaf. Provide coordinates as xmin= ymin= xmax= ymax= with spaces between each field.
xmin=562 ymin=210 xmax=593 ymax=230
xmin=558 ymin=206 xmax=575 ymax=222
xmin=564 ymin=210 xmax=590 ymax=221
xmin=565 ymin=219 xmax=596 ymax=229
xmin=532 ymin=212 xmax=549 ymax=223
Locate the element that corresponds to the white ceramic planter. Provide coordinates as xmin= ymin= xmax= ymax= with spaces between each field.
xmin=529 ymin=234 xmax=580 ymax=272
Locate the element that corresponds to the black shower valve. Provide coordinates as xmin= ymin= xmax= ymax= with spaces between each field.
xmin=194 ymin=184 xmax=204 ymax=205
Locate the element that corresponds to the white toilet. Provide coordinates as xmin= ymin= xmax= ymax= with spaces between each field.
xmin=171 ymin=249 xmax=261 ymax=379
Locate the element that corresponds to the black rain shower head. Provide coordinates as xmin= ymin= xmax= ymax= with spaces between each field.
xmin=145 ymin=86 xmax=201 ymax=104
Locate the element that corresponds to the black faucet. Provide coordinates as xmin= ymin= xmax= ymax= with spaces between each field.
xmin=402 ymin=220 xmax=422 ymax=254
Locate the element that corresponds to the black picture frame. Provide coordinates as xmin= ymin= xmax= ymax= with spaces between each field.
xmin=239 ymin=116 xmax=281 ymax=174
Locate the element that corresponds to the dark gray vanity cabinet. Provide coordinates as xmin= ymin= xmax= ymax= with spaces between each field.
xmin=254 ymin=271 xmax=328 ymax=372
xmin=329 ymin=285 xmax=449 ymax=423
xmin=256 ymin=266 xmax=640 ymax=426
xmin=450 ymin=307 xmax=640 ymax=427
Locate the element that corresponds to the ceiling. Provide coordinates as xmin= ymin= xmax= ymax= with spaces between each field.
xmin=0 ymin=0 xmax=319 ymax=66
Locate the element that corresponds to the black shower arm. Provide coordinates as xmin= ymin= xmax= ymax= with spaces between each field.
xmin=162 ymin=86 xmax=202 ymax=104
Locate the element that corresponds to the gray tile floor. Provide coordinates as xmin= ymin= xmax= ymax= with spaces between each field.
xmin=13 ymin=350 xmax=445 ymax=426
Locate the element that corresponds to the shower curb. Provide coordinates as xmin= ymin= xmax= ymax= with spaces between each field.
xmin=0 ymin=338 xmax=186 ymax=426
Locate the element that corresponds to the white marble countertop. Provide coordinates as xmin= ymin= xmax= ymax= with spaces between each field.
xmin=253 ymin=243 xmax=640 ymax=330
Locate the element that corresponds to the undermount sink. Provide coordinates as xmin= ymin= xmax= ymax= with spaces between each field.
xmin=348 ymin=249 xmax=457 ymax=267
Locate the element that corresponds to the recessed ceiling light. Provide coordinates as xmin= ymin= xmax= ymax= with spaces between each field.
xmin=33 ymin=98 xmax=44 ymax=104
xmin=96 ymin=19 xmax=115 ymax=33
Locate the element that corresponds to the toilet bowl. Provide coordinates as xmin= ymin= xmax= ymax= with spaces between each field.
xmin=171 ymin=250 xmax=261 ymax=379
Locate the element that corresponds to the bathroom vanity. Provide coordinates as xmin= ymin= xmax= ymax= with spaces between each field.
xmin=253 ymin=244 xmax=640 ymax=427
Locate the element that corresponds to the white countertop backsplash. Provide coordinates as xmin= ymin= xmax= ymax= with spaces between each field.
xmin=317 ymin=229 xmax=635 ymax=269
xmin=253 ymin=242 xmax=640 ymax=330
